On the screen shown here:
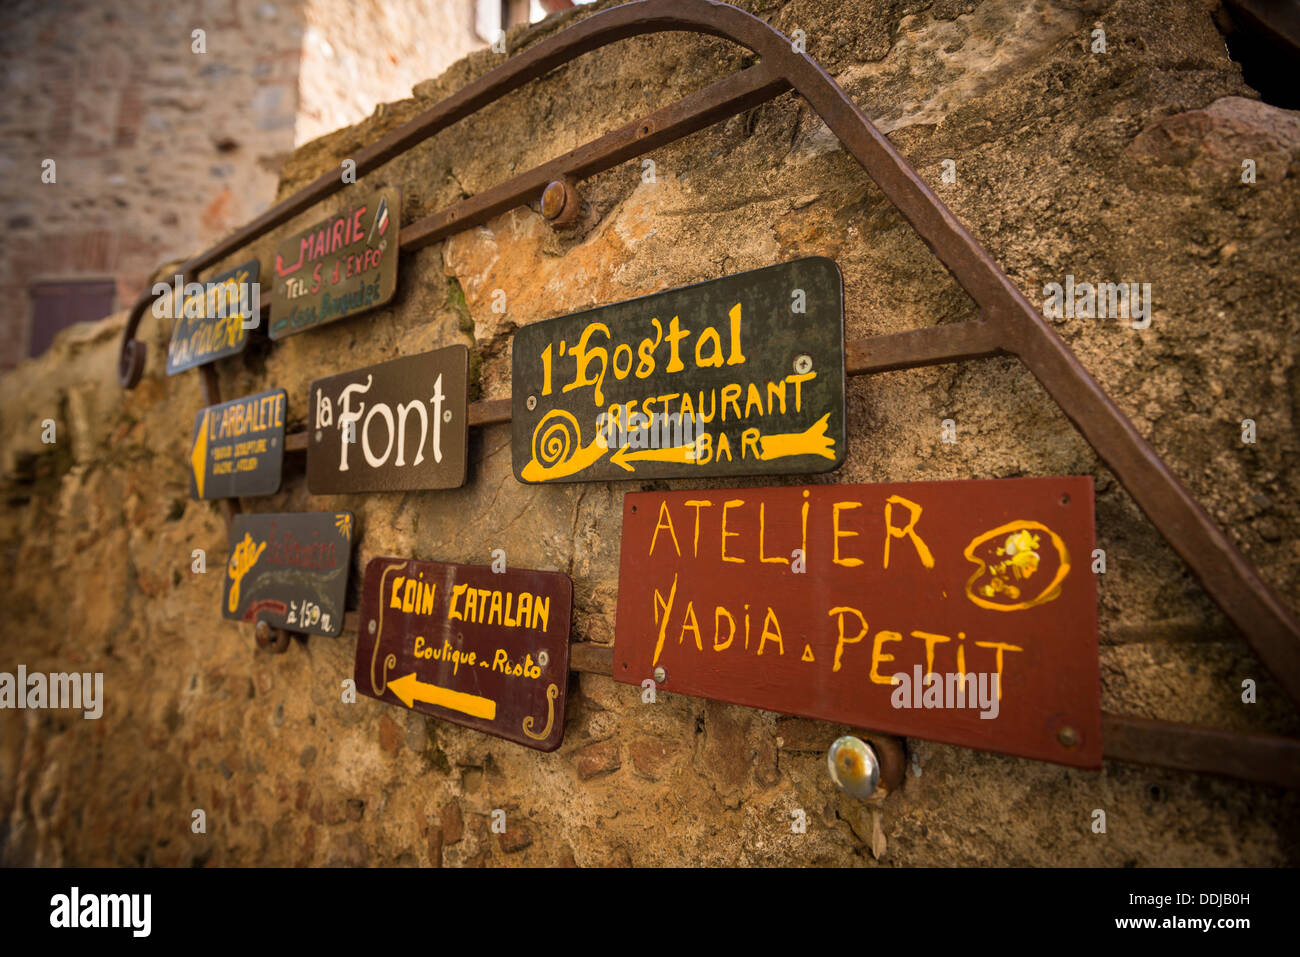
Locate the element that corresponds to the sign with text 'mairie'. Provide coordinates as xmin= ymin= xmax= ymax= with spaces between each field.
xmin=613 ymin=478 xmax=1101 ymax=768
xmin=270 ymin=187 xmax=399 ymax=339
xmin=307 ymin=345 xmax=469 ymax=493
xmin=511 ymin=257 xmax=845 ymax=483
xmin=165 ymin=258 xmax=260 ymax=375
xmin=189 ymin=388 xmax=285 ymax=500
xmin=355 ymin=558 xmax=573 ymax=751
xmin=223 ymin=512 xmax=354 ymax=637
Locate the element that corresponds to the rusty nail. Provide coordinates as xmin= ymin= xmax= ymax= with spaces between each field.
xmin=254 ymin=620 xmax=272 ymax=647
xmin=541 ymin=180 xmax=568 ymax=219
xmin=541 ymin=179 xmax=580 ymax=227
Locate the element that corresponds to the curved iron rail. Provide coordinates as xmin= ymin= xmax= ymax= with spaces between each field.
xmin=117 ymin=0 xmax=1300 ymax=779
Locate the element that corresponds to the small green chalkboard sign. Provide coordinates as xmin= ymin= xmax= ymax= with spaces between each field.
xmin=189 ymin=389 xmax=286 ymax=501
xmin=269 ymin=187 xmax=400 ymax=339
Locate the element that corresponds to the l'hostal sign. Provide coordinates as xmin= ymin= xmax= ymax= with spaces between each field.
xmin=355 ymin=558 xmax=573 ymax=751
xmin=189 ymin=389 xmax=285 ymax=500
xmin=223 ymin=511 xmax=354 ymax=637
xmin=511 ymin=257 xmax=845 ymax=483
xmin=307 ymin=345 xmax=469 ymax=493
xmin=613 ymin=477 xmax=1101 ymax=768
xmin=270 ymin=187 xmax=399 ymax=339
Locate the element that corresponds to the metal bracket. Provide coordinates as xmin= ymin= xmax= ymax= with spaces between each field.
xmin=122 ymin=0 xmax=1300 ymax=785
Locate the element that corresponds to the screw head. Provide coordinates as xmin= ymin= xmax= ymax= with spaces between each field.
xmin=1058 ymin=726 xmax=1079 ymax=748
xmin=541 ymin=180 xmax=568 ymax=221
xmin=537 ymin=650 xmax=549 ymax=667
xmin=526 ymin=395 xmax=538 ymax=411
xmin=368 ymin=619 xmax=377 ymax=635
xmin=653 ymin=666 xmax=666 ymax=684
xmin=794 ymin=354 xmax=813 ymax=375
xmin=443 ymin=409 xmax=453 ymax=423
xmin=315 ymin=429 xmax=323 ymax=442
xmin=827 ymin=735 xmax=881 ymax=800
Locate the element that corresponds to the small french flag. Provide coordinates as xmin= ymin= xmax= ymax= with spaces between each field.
xmin=369 ymin=198 xmax=390 ymax=241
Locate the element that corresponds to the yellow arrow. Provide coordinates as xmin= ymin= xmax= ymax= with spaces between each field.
xmin=191 ymin=409 xmax=210 ymax=498
xmin=386 ymin=672 xmax=497 ymax=720
xmin=759 ymin=412 xmax=836 ymax=461
xmin=609 ymin=442 xmax=698 ymax=472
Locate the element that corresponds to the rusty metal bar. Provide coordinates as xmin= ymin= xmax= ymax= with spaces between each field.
xmin=399 ymin=62 xmax=789 ymax=252
xmin=326 ymin=623 xmax=1297 ymax=789
xmin=136 ymin=0 xmax=1299 ymax=780
xmin=1102 ymin=714 xmax=1300 ymax=790
xmin=280 ymin=325 xmax=1006 ymax=452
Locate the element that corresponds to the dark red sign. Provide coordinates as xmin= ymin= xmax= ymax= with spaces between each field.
xmin=354 ymin=557 xmax=573 ymax=751
xmin=613 ymin=477 xmax=1101 ymax=768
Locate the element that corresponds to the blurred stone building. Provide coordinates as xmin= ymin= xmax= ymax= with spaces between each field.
xmin=0 ymin=0 xmax=525 ymax=369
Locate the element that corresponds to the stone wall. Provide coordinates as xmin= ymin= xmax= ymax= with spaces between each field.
xmin=1 ymin=0 xmax=1298 ymax=866
xmin=0 ymin=0 xmax=483 ymax=370
xmin=295 ymin=0 xmax=484 ymax=146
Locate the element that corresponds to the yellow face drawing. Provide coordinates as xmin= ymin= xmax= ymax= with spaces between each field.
xmin=963 ymin=521 xmax=1070 ymax=612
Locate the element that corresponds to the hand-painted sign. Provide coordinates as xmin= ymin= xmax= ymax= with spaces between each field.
xmin=306 ymin=345 xmax=469 ymax=493
xmin=613 ymin=477 xmax=1101 ymax=768
xmin=222 ymin=512 xmax=354 ymax=637
xmin=511 ymin=257 xmax=845 ymax=484
xmin=355 ymin=557 xmax=573 ymax=751
xmin=189 ymin=389 xmax=286 ymax=500
xmin=269 ymin=187 xmax=399 ymax=340
xmin=165 ymin=259 xmax=260 ymax=374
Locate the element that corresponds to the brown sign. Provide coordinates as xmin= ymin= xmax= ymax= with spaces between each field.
xmin=511 ymin=257 xmax=845 ymax=484
xmin=355 ymin=557 xmax=573 ymax=751
xmin=269 ymin=187 xmax=399 ymax=339
xmin=613 ymin=477 xmax=1101 ymax=768
xmin=306 ymin=345 xmax=469 ymax=493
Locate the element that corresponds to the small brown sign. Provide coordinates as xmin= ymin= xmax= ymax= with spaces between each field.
xmin=269 ymin=187 xmax=399 ymax=339
xmin=613 ymin=478 xmax=1101 ymax=768
xmin=306 ymin=345 xmax=469 ymax=493
xmin=355 ymin=557 xmax=573 ymax=751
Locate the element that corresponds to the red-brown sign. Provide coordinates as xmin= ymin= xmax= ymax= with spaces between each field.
xmin=613 ymin=478 xmax=1101 ymax=768
xmin=354 ymin=557 xmax=573 ymax=751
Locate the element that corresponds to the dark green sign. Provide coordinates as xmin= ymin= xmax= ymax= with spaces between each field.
xmin=269 ymin=187 xmax=400 ymax=339
xmin=165 ymin=259 xmax=260 ymax=374
xmin=511 ymin=257 xmax=845 ymax=484
xmin=222 ymin=511 xmax=354 ymax=637
xmin=189 ymin=389 xmax=286 ymax=500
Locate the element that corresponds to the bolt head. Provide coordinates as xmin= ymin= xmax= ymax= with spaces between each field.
xmin=541 ymin=180 xmax=568 ymax=220
xmin=827 ymin=735 xmax=881 ymax=800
